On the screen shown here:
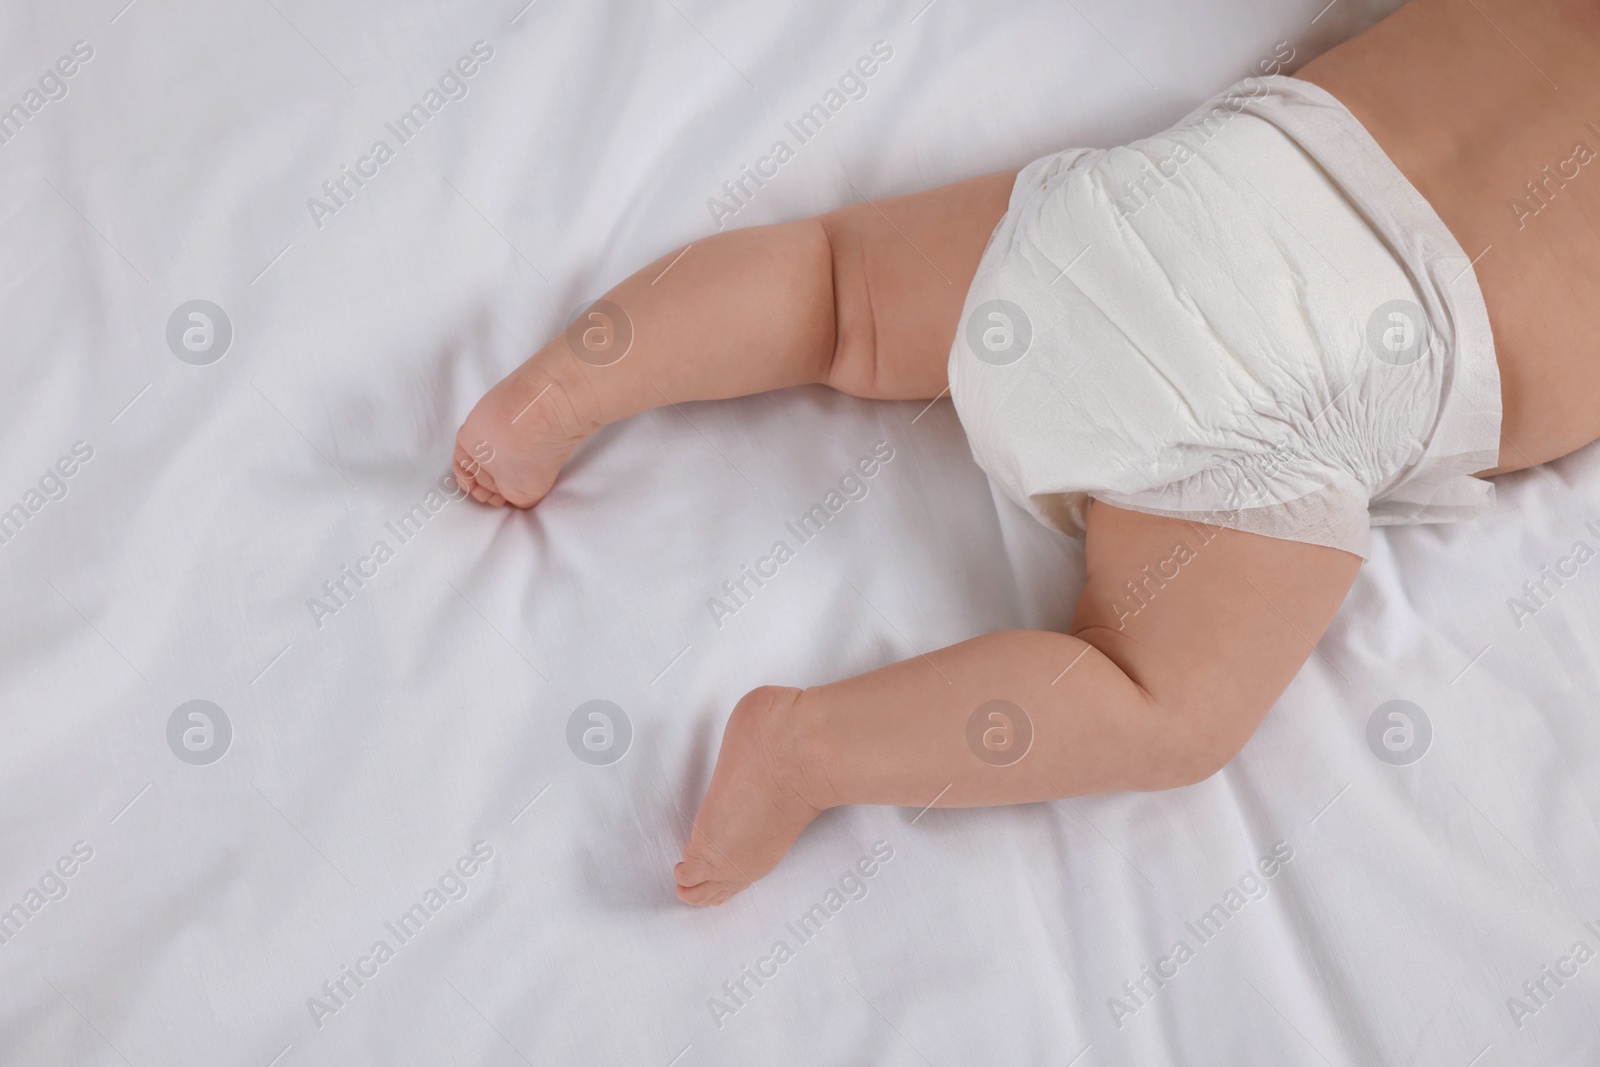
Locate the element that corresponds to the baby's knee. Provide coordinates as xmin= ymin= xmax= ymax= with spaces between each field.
xmin=1073 ymin=625 xmax=1274 ymax=791
xmin=1142 ymin=691 xmax=1263 ymax=790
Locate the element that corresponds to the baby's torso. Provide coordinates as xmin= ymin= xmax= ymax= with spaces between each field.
xmin=1298 ymin=0 xmax=1600 ymax=470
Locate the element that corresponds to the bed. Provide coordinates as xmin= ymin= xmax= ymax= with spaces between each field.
xmin=4 ymin=0 xmax=1599 ymax=1063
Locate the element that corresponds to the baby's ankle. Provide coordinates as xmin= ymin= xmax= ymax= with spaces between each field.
xmin=734 ymin=685 xmax=838 ymax=814
xmin=501 ymin=354 xmax=602 ymax=439
xmin=782 ymin=687 xmax=841 ymax=812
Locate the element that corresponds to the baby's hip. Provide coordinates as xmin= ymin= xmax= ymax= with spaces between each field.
xmin=947 ymin=78 xmax=1505 ymax=553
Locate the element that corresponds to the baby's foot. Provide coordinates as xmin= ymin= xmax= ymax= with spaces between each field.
xmin=454 ymin=361 xmax=595 ymax=508
xmin=675 ymin=686 xmax=831 ymax=907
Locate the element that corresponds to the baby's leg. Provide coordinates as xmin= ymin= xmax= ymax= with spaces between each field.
xmin=454 ymin=171 xmax=1016 ymax=505
xmin=675 ymin=502 xmax=1361 ymax=905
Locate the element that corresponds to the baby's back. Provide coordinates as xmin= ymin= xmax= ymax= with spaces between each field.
xmin=1299 ymin=0 xmax=1600 ymax=471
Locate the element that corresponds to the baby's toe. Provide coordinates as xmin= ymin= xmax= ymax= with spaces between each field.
xmin=674 ymin=853 xmax=713 ymax=890
xmin=676 ymin=840 xmax=750 ymax=907
xmin=454 ymin=448 xmax=510 ymax=508
xmin=675 ymin=872 xmax=736 ymax=907
xmin=675 ymin=882 xmax=719 ymax=907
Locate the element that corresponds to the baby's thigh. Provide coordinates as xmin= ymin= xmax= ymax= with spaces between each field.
xmin=1070 ymin=501 xmax=1362 ymax=756
xmin=819 ymin=170 xmax=1016 ymax=400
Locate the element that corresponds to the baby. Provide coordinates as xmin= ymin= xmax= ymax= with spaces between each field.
xmin=455 ymin=0 xmax=1600 ymax=906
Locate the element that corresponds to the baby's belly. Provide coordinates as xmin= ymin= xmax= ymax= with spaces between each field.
xmin=1297 ymin=0 xmax=1600 ymax=468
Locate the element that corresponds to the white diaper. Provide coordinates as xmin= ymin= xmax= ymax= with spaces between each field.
xmin=948 ymin=75 xmax=1503 ymax=560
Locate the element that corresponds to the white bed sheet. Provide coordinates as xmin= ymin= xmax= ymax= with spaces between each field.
xmin=4 ymin=0 xmax=1600 ymax=1064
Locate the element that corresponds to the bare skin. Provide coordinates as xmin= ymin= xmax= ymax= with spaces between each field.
xmin=1297 ymin=0 xmax=1600 ymax=473
xmin=455 ymin=0 xmax=1600 ymax=906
